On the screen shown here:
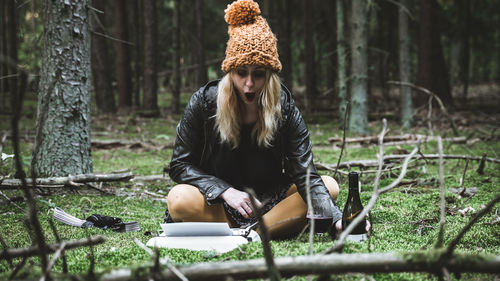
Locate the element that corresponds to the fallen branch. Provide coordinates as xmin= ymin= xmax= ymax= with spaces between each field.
xmin=0 ymin=236 xmax=105 ymax=260
xmin=98 ymin=253 xmax=500 ymax=281
xmin=328 ymin=134 xmax=466 ymax=145
xmin=0 ymin=172 xmax=133 ymax=189
xmin=387 ymin=81 xmax=459 ymax=136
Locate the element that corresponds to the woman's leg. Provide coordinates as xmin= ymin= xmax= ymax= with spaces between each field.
xmin=166 ymin=184 xmax=232 ymax=224
xmin=261 ymin=175 xmax=339 ymax=239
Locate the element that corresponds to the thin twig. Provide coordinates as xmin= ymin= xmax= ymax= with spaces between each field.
xmin=459 ymin=159 xmax=469 ymax=196
xmin=0 ymin=190 xmax=23 ymax=212
xmin=8 ymin=256 xmax=27 ymax=281
xmin=444 ymin=193 xmax=500 ymax=258
xmin=40 ymin=242 xmax=66 ymax=281
xmin=133 ymin=238 xmax=189 ymax=281
xmin=427 ymin=95 xmax=434 ymax=136
xmin=387 ymin=81 xmax=459 ymax=136
xmin=247 ymin=189 xmax=281 ymax=281
xmin=305 ymin=167 xmax=314 ymax=256
xmin=436 ymin=136 xmax=446 ymax=248
xmin=48 ymin=220 xmax=67 ymax=273
xmin=0 ymin=235 xmax=13 ymax=268
xmin=334 ymin=102 xmax=349 ymax=178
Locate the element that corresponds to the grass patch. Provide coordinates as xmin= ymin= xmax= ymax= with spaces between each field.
xmin=1 ymin=96 xmax=499 ymax=280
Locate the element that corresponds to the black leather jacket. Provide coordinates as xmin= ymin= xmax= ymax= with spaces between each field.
xmin=169 ymin=80 xmax=342 ymax=221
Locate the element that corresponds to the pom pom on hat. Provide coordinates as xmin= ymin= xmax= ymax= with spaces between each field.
xmin=221 ymin=0 xmax=281 ymax=73
xmin=224 ymin=0 xmax=261 ymax=26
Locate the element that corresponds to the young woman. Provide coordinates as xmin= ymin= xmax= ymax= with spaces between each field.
xmin=165 ymin=0 xmax=344 ymax=239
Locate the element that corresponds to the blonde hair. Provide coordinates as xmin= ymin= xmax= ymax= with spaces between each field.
xmin=216 ymin=70 xmax=282 ymax=148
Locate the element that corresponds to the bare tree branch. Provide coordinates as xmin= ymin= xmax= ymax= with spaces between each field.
xmin=247 ymin=189 xmax=281 ymax=281
xmin=333 ymin=102 xmax=349 ymax=178
xmin=444 ymin=193 xmax=500 ymax=258
xmin=0 ymin=236 xmax=105 ymax=260
xmin=97 ymin=253 xmax=500 ymax=281
xmin=436 ymin=136 xmax=446 ymax=248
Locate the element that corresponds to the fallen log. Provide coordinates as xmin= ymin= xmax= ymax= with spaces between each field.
xmin=328 ymin=134 xmax=467 ymax=145
xmin=0 ymin=236 xmax=105 ymax=260
xmin=316 ymin=154 xmax=500 ymax=171
xmin=99 ymin=253 xmax=500 ymax=281
xmin=0 ymin=172 xmax=133 ymax=189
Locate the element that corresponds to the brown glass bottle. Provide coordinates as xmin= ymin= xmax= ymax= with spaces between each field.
xmin=342 ymin=172 xmax=366 ymax=234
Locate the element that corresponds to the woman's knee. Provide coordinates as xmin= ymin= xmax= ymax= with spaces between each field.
xmin=167 ymin=184 xmax=204 ymax=217
xmin=321 ymin=175 xmax=339 ymax=199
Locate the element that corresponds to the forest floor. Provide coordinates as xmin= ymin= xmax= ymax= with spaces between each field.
xmin=0 ymin=86 xmax=499 ymax=280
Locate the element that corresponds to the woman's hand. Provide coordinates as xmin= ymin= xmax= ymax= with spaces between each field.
xmin=220 ymin=187 xmax=263 ymax=219
xmin=334 ymin=219 xmax=371 ymax=233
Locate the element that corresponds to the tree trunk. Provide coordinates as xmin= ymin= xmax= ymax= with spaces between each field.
xmin=280 ymin=0 xmax=293 ymax=91
xmin=349 ymin=0 xmax=369 ymax=135
xmin=399 ymin=0 xmax=413 ymax=128
xmin=325 ymin=1 xmax=337 ymax=98
xmin=113 ymin=0 xmax=132 ymax=107
xmin=32 ymin=0 xmax=92 ymax=177
xmin=336 ymin=0 xmax=348 ymax=124
xmin=302 ymin=0 xmax=317 ymax=112
xmin=172 ymin=0 xmax=181 ymax=114
xmin=1 ymin=1 xmax=12 ymax=113
xmin=417 ymin=0 xmax=453 ymax=107
xmin=460 ymin=0 xmax=471 ymax=105
xmin=4 ymin=0 xmax=17 ymax=114
xmin=91 ymin=0 xmax=116 ymax=114
xmin=142 ymin=0 xmax=158 ymax=112
xmin=195 ymin=0 xmax=207 ymax=86
xmin=133 ymin=0 xmax=142 ymax=107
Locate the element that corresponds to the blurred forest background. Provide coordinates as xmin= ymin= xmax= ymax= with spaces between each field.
xmin=2 ymin=0 xmax=499 ymax=118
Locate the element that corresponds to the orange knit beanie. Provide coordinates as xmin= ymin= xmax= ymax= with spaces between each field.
xmin=221 ymin=0 xmax=282 ymax=73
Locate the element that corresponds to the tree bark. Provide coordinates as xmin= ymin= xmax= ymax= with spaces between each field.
xmin=142 ymin=0 xmax=158 ymax=112
xmin=459 ymin=0 xmax=471 ymax=105
xmin=4 ymin=0 xmax=18 ymax=113
xmin=113 ymin=0 xmax=132 ymax=107
xmin=302 ymin=0 xmax=317 ymax=112
xmin=349 ymin=0 xmax=369 ymax=135
xmin=0 ymin=1 xmax=7 ymax=112
xmin=172 ymin=0 xmax=181 ymax=114
xmin=280 ymin=0 xmax=293 ymax=92
xmin=195 ymin=0 xmax=207 ymax=86
xmin=32 ymin=0 xmax=93 ymax=177
xmin=132 ymin=0 xmax=143 ymax=107
xmin=100 ymin=253 xmax=500 ymax=281
xmin=417 ymin=0 xmax=453 ymax=107
xmin=91 ymin=0 xmax=116 ymax=114
xmin=336 ymin=0 xmax=348 ymax=124
xmin=399 ymin=0 xmax=413 ymax=128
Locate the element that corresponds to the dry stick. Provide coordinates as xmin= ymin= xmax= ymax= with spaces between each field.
xmin=0 ymin=172 xmax=134 ymax=188
xmin=0 ymin=235 xmax=13 ymax=268
xmin=444 ymin=193 xmax=500 ymax=259
xmin=459 ymin=159 xmax=469 ymax=196
xmin=305 ymin=168 xmax=314 ymax=257
xmin=0 ymin=237 xmax=105 ymax=260
xmin=436 ymin=136 xmax=446 ymax=249
xmin=476 ymin=153 xmax=487 ymax=175
xmin=428 ymin=95 xmax=434 ymax=136
xmin=133 ymin=238 xmax=188 ymax=281
xmin=86 ymin=230 xmax=95 ymax=278
xmin=98 ymin=253 xmax=500 ymax=280
xmin=11 ymin=71 xmax=49 ymax=273
xmin=324 ymin=119 xmax=387 ymax=254
xmin=333 ymin=101 xmax=350 ymax=178
xmin=8 ymin=257 xmax=27 ymax=281
xmin=247 ymin=189 xmax=282 ymax=281
xmin=324 ymin=123 xmax=422 ymax=254
xmin=387 ymin=81 xmax=459 ymax=136
xmin=40 ymin=242 xmax=66 ymax=281
xmin=48 ymin=220 xmax=68 ymax=274
xmin=0 ymin=190 xmax=23 ymax=212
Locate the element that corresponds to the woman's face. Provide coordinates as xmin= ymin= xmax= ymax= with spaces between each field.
xmin=232 ymin=65 xmax=267 ymax=106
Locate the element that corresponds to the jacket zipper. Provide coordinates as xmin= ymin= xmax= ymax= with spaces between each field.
xmin=199 ymin=120 xmax=207 ymax=166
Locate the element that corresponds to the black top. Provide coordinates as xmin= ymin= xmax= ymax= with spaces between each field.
xmin=212 ymin=124 xmax=287 ymax=194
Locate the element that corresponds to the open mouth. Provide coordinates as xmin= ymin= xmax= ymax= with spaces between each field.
xmin=245 ymin=92 xmax=256 ymax=102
